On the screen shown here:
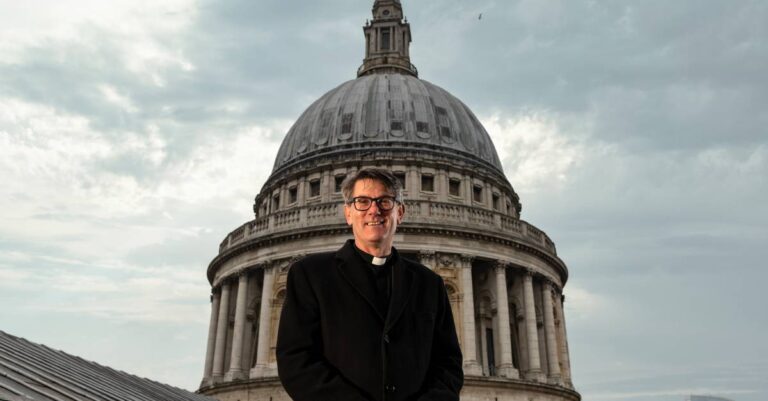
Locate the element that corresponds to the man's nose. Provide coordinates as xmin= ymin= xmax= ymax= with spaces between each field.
xmin=367 ymin=200 xmax=382 ymax=214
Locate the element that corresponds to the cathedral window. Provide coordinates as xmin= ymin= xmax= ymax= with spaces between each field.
xmin=485 ymin=328 xmax=496 ymax=376
xmin=272 ymin=194 xmax=280 ymax=211
xmin=309 ymin=180 xmax=320 ymax=198
xmin=492 ymin=193 xmax=500 ymax=210
xmin=421 ymin=174 xmax=434 ymax=192
xmin=473 ymin=185 xmax=483 ymax=203
xmin=381 ymin=27 xmax=391 ymax=50
xmin=288 ymin=187 xmax=297 ymax=204
xmin=449 ymin=179 xmax=461 ymax=197
xmin=394 ymin=172 xmax=406 ymax=189
xmin=436 ymin=107 xmax=451 ymax=139
xmin=390 ymin=121 xmax=403 ymax=131
xmin=341 ymin=113 xmax=353 ymax=134
xmin=416 ymin=121 xmax=429 ymax=133
xmin=335 ymin=175 xmax=346 ymax=193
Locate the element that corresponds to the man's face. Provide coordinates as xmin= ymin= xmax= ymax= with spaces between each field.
xmin=344 ymin=178 xmax=405 ymax=255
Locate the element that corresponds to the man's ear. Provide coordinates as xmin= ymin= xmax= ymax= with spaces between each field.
xmin=344 ymin=204 xmax=352 ymax=225
xmin=396 ymin=203 xmax=405 ymax=224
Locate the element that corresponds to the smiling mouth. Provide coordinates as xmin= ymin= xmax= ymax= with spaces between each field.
xmin=365 ymin=221 xmax=384 ymax=226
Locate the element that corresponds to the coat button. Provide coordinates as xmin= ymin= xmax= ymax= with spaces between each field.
xmin=383 ymin=334 xmax=390 ymax=343
xmin=385 ymin=385 xmax=396 ymax=393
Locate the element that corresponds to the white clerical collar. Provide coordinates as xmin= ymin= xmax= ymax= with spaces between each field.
xmin=371 ymin=256 xmax=387 ymax=266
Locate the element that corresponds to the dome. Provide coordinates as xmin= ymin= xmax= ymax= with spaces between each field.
xmin=273 ymin=74 xmax=504 ymax=174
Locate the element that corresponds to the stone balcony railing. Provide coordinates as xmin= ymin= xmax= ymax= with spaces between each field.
xmin=219 ymin=200 xmax=557 ymax=256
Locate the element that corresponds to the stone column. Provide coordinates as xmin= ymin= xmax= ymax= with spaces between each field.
xmin=251 ymin=266 xmax=276 ymax=377
xmin=201 ymin=289 xmax=221 ymax=385
xmin=211 ymin=280 xmax=232 ymax=382
xmin=556 ymin=293 xmax=574 ymax=387
xmin=459 ymin=256 xmax=482 ymax=376
xmin=225 ymin=272 xmax=250 ymax=381
xmin=494 ymin=263 xmax=519 ymax=378
xmin=523 ymin=272 xmax=544 ymax=381
xmin=541 ymin=281 xmax=561 ymax=383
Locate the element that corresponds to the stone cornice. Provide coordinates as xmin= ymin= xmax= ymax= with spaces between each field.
xmin=269 ymin=143 xmax=513 ymax=195
xmin=207 ymin=222 xmax=569 ymax=286
xmin=464 ymin=376 xmax=581 ymax=400
xmin=200 ymin=376 xmax=580 ymax=401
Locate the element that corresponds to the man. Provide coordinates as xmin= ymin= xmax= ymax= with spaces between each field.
xmin=277 ymin=168 xmax=463 ymax=401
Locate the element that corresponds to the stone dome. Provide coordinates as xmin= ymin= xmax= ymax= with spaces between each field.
xmin=273 ymin=74 xmax=504 ymax=175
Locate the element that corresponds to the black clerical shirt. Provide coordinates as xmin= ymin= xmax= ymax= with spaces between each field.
xmin=353 ymin=245 xmax=393 ymax=317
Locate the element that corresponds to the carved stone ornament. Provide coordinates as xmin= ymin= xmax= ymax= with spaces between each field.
xmin=438 ymin=253 xmax=456 ymax=268
xmin=459 ymin=254 xmax=474 ymax=267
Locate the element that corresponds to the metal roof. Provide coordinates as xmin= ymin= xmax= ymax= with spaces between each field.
xmin=0 ymin=330 xmax=215 ymax=401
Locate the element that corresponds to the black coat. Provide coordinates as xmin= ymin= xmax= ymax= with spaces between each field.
xmin=276 ymin=240 xmax=463 ymax=401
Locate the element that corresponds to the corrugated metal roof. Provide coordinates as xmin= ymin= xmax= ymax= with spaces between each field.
xmin=0 ymin=330 xmax=215 ymax=401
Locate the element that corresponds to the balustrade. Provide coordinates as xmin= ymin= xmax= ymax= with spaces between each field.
xmin=220 ymin=200 xmax=557 ymax=256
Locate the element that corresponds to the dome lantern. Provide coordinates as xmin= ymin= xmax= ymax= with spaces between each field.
xmin=358 ymin=0 xmax=417 ymax=77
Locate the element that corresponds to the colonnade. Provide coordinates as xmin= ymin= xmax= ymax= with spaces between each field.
xmin=201 ymin=254 xmax=573 ymax=389
xmin=201 ymin=265 xmax=279 ymax=386
xmin=421 ymin=254 xmax=573 ymax=387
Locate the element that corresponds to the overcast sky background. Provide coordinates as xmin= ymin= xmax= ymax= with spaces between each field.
xmin=1 ymin=0 xmax=766 ymax=400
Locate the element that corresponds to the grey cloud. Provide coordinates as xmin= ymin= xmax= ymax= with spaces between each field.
xmin=412 ymin=1 xmax=768 ymax=152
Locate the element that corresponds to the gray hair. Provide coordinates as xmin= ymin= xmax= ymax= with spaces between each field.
xmin=341 ymin=167 xmax=404 ymax=203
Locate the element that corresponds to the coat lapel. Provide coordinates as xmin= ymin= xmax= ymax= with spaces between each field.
xmin=384 ymin=248 xmax=417 ymax=332
xmin=335 ymin=240 xmax=385 ymax=322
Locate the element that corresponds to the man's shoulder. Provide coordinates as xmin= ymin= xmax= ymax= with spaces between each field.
xmin=292 ymin=251 xmax=337 ymax=272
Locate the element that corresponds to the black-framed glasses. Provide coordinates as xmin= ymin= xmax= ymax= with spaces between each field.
xmin=347 ymin=196 xmax=398 ymax=211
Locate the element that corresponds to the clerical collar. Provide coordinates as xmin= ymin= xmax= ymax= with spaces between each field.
xmin=354 ymin=245 xmax=390 ymax=266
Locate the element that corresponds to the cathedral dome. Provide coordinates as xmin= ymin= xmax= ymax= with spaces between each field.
xmin=273 ymin=74 xmax=504 ymax=174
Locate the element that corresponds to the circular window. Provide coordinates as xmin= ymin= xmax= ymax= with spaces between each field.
xmin=382 ymin=10 xmax=390 ymax=16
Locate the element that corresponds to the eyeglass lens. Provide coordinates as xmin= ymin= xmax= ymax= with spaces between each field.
xmin=352 ymin=196 xmax=395 ymax=211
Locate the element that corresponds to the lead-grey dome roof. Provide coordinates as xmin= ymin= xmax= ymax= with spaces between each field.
xmin=273 ymin=74 xmax=503 ymax=173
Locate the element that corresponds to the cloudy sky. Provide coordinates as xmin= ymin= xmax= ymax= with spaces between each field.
xmin=1 ymin=0 xmax=766 ymax=400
